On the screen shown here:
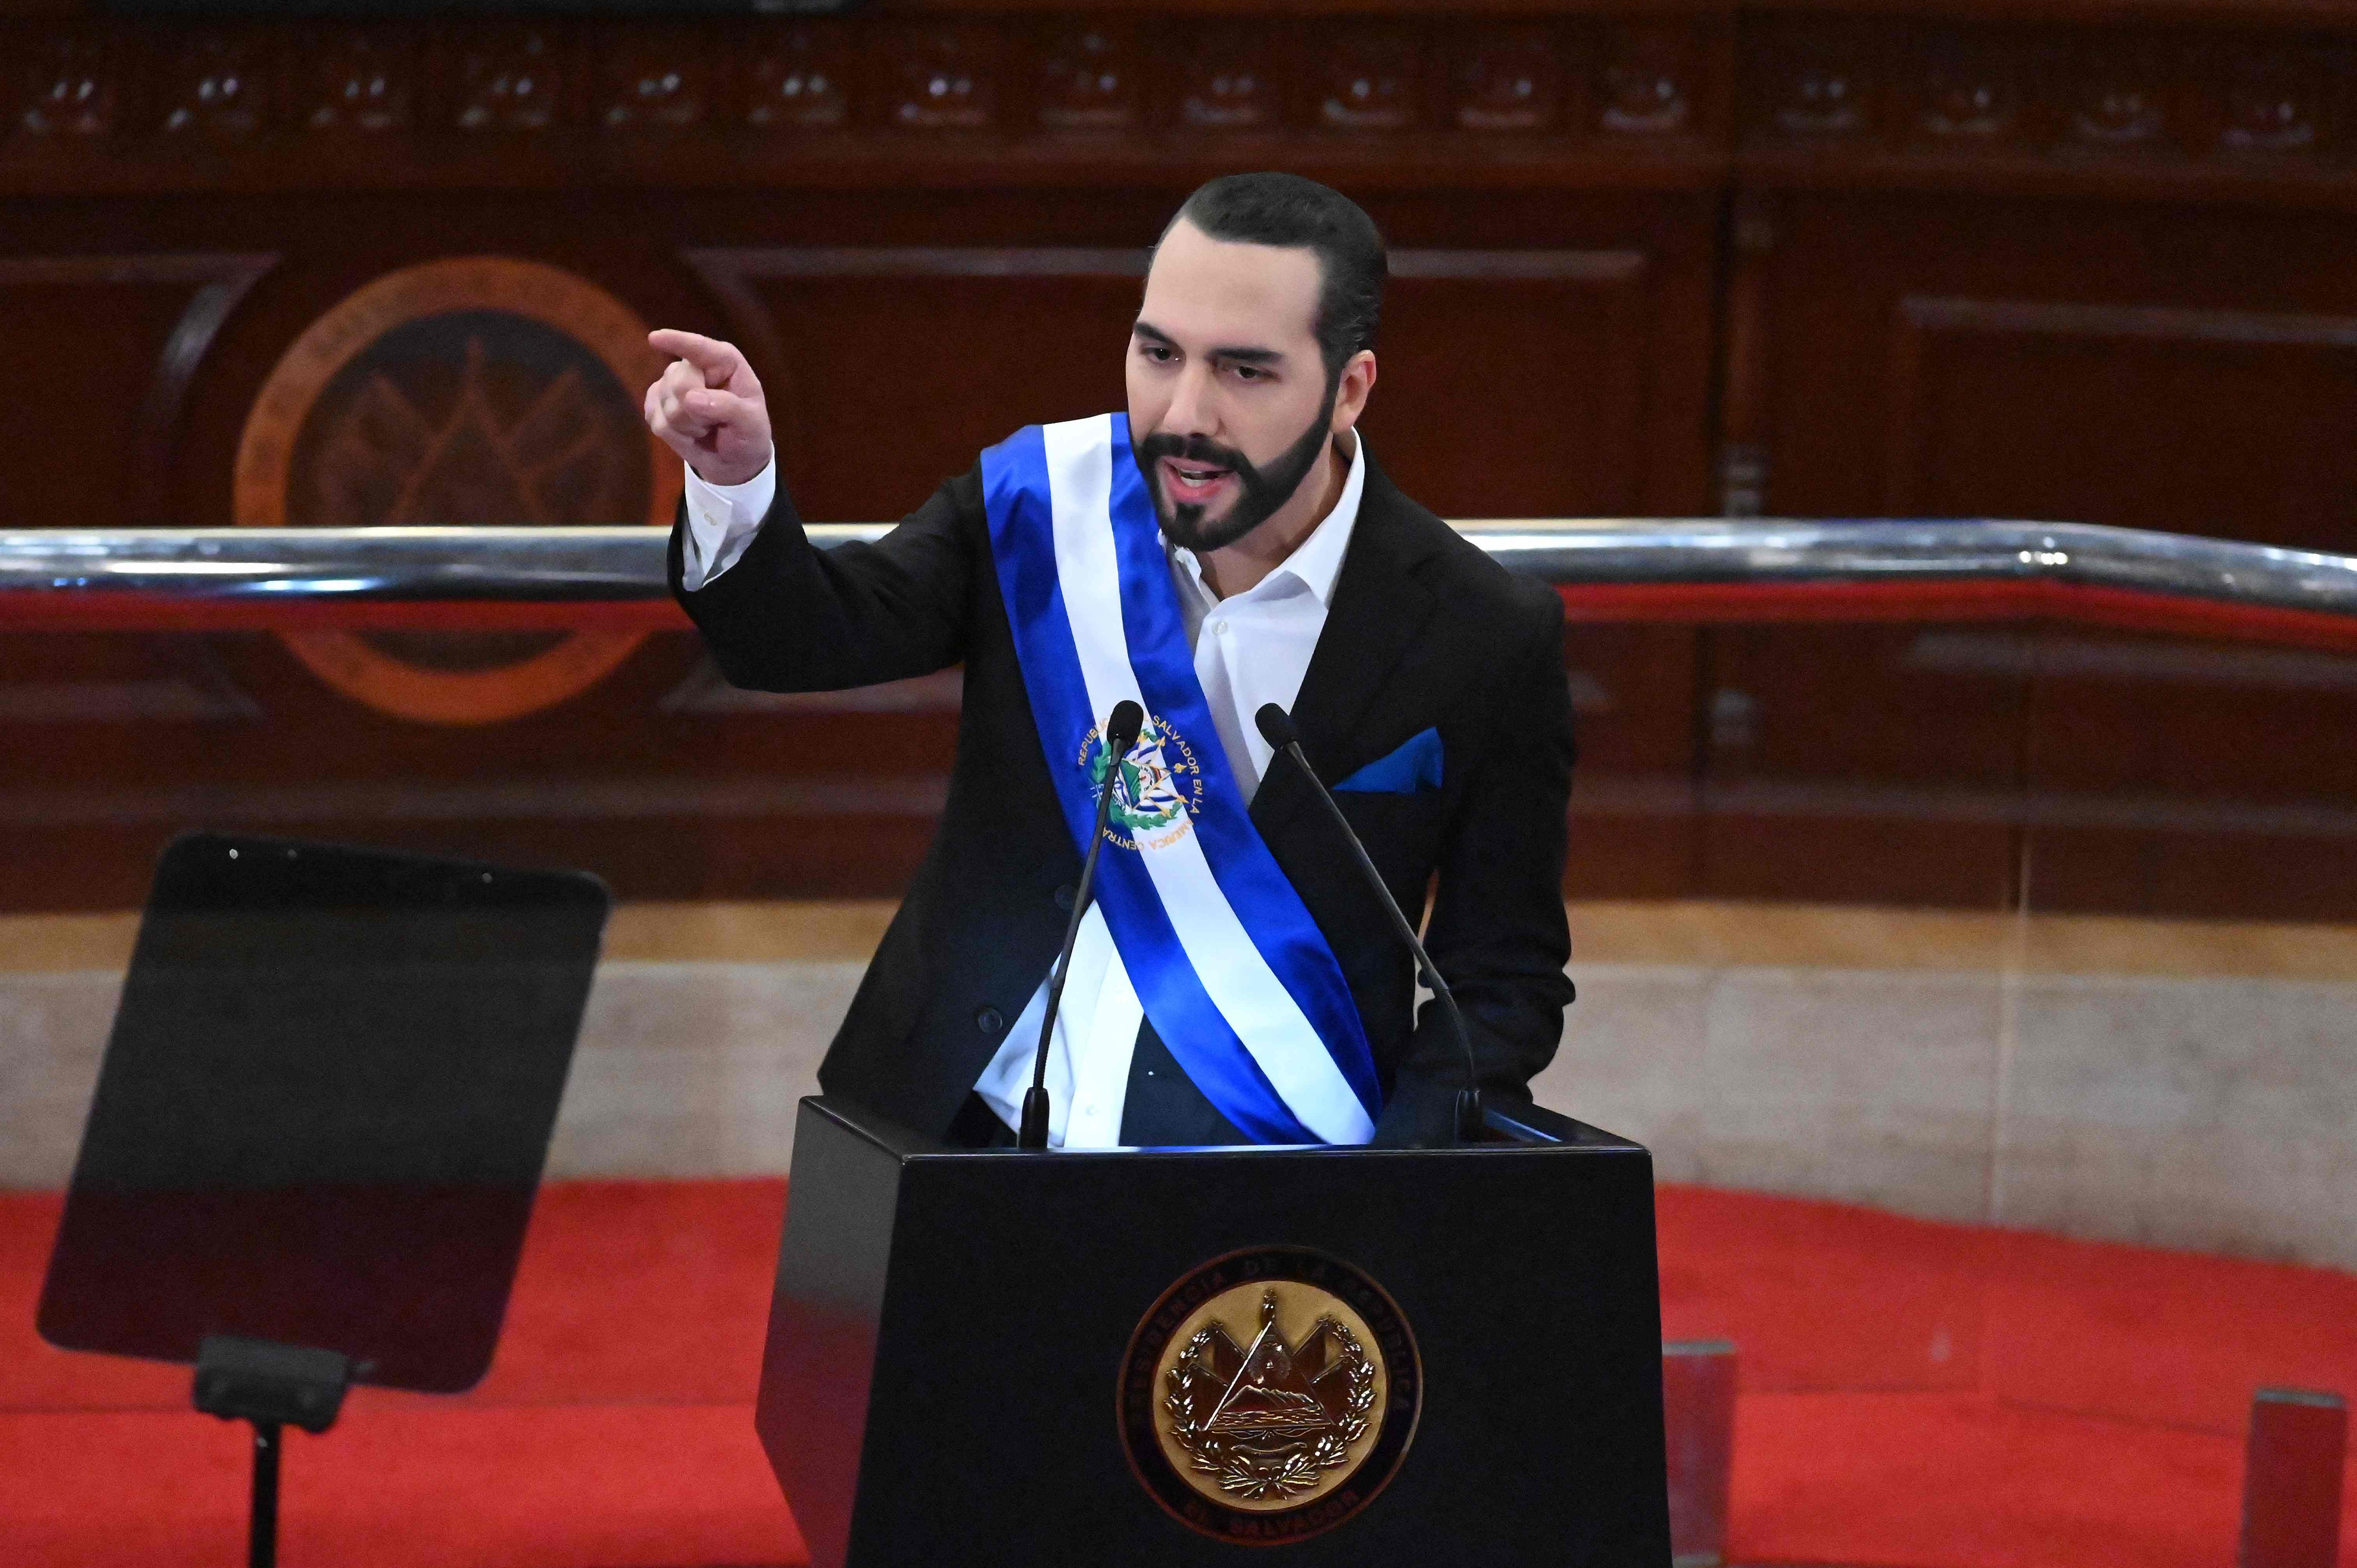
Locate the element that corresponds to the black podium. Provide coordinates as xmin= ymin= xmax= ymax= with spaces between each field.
xmin=758 ymin=1097 xmax=1671 ymax=1566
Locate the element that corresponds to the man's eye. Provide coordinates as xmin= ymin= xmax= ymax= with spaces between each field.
xmin=1140 ymin=344 xmax=1175 ymax=363
xmin=1231 ymin=364 xmax=1263 ymax=381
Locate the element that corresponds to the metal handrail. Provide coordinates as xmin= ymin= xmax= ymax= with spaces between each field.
xmin=4 ymin=521 xmax=2355 ymax=644
xmin=4 ymin=519 xmax=2352 ymax=609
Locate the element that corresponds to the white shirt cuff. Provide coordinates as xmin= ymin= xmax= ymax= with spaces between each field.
xmin=679 ymin=456 xmax=778 ymax=590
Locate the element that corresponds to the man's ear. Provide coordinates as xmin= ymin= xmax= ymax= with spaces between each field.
xmin=1332 ymin=349 xmax=1378 ymax=433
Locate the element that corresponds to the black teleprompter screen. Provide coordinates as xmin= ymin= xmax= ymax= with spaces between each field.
xmin=37 ymin=832 xmax=609 ymax=1393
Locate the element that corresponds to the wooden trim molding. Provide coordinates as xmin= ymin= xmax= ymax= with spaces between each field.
xmin=1714 ymin=189 xmax=1775 ymax=517
xmin=1885 ymin=294 xmax=2357 ymax=511
xmin=0 ymin=12 xmax=1732 ymax=196
xmin=1738 ymin=13 xmax=2357 ymax=205
xmin=1901 ymin=295 xmax=2357 ymax=348
xmin=6 ymin=9 xmax=2352 ymax=203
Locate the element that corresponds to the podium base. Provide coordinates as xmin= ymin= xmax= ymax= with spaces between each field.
xmin=759 ymin=1096 xmax=1673 ymax=1567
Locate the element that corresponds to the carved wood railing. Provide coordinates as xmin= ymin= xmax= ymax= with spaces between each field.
xmin=4 ymin=0 xmax=2353 ymax=205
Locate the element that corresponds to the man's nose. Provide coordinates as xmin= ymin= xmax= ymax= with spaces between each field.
xmin=1161 ymin=362 xmax=1219 ymax=439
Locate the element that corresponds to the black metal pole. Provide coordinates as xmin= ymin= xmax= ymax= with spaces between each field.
xmin=248 ymin=1420 xmax=280 ymax=1568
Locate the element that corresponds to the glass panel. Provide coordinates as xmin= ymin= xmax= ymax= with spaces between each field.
xmin=1992 ymin=623 xmax=2357 ymax=1434
xmin=1550 ymin=618 xmax=2023 ymax=1395
xmin=35 ymin=832 xmax=609 ymax=1393
xmin=1555 ymin=614 xmax=2357 ymax=1415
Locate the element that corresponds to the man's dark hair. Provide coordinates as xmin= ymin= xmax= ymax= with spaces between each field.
xmin=1167 ymin=172 xmax=1387 ymax=381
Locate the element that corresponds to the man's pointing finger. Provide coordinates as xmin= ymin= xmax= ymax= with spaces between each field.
xmin=647 ymin=328 xmax=742 ymax=387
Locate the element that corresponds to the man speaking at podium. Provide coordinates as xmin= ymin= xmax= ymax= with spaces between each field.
xmin=647 ymin=173 xmax=1574 ymax=1150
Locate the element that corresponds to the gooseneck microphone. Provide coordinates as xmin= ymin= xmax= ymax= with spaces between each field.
xmin=1020 ymin=699 xmax=1145 ymax=1150
xmin=1255 ymin=704 xmax=1485 ymax=1144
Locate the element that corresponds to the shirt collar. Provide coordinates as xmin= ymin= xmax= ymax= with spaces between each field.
xmin=1170 ymin=430 xmax=1366 ymax=606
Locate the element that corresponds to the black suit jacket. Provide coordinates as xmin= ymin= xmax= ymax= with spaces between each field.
xmin=668 ymin=447 xmax=1576 ymax=1146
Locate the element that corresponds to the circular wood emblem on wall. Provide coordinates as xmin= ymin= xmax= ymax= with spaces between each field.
xmin=235 ymin=257 xmax=680 ymax=725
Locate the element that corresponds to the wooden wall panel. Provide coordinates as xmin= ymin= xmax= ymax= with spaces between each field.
xmin=1561 ymin=622 xmax=1704 ymax=900
xmin=2011 ymin=630 xmax=2357 ymax=922
xmin=0 ymin=627 xmax=963 ymax=912
xmin=0 ymin=183 xmax=1716 ymax=915
xmin=1690 ymin=623 xmax=2029 ymax=908
xmin=0 ymin=254 xmax=273 ymax=530
xmin=683 ymin=245 xmax=1683 ymax=523
xmin=1745 ymin=195 xmax=2357 ymax=536
xmin=1365 ymin=252 xmax=1652 ymax=516
xmin=1887 ymin=298 xmax=2357 ymax=546
xmin=685 ymin=248 xmax=1145 ymax=521
xmin=1723 ymin=185 xmax=2357 ymax=913
xmin=7 ymin=1 xmax=2357 ymax=922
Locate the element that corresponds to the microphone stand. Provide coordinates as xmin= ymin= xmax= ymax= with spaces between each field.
xmin=1256 ymin=704 xmax=1486 ymax=1144
xmin=1021 ymin=701 xmax=1143 ymax=1149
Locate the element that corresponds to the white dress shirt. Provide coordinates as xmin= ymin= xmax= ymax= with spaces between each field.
xmin=680 ymin=434 xmax=1367 ymax=1147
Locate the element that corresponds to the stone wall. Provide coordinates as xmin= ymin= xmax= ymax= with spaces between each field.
xmin=4 ymin=901 xmax=2351 ymax=1270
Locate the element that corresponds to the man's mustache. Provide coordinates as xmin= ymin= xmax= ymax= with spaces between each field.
xmin=1136 ymin=432 xmax=1253 ymax=475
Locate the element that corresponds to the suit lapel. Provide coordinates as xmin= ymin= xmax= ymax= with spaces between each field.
xmin=1251 ymin=458 xmax=1442 ymax=839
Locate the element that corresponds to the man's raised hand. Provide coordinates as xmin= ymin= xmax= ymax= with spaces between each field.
xmin=645 ymin=330 xmax=773 ymax=487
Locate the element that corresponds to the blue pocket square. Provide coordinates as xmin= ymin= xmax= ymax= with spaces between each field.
xmin=1333 ymin=727 xmax=1443 ymax=794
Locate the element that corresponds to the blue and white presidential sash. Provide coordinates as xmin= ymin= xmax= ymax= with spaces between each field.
xmin=980 ymin=413 xmax=1382 ymax=1145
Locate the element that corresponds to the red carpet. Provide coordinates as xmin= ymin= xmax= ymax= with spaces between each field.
xmin=3 ymin=1180 xmax=2352 ymax=1567
xmin=1 ymin=1181 xmax=800 ymax=1568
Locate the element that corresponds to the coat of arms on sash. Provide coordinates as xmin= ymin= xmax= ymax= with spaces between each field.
xmin=1079 ymin=712 xmax=1205 ymax=852
xmin=1117 ymin=1246 xmax=1421 ymax=1543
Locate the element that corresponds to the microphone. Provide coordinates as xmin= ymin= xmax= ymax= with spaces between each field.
xmin=1255 ymin=704 xmax=1485 ymax=1144
xmin=1020 ymin=699 xmax=1145 ymax=1150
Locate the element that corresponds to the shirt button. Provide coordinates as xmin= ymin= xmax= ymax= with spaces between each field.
xmin=974 ymin=1006 xmax=1005 ymax=1035
xmin=1054 ymin=883 xmax=1076 ymax=912
xmin=1211 ymin=619 xmax=1229 ymax=635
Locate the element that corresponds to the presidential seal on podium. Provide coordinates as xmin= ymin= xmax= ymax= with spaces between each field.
xmin=1118 ymin=1245 xmax=1421 ymax=1544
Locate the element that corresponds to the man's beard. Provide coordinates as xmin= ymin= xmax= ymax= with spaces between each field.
xmin=1134 ymin=386 xmax=1339 ymax=554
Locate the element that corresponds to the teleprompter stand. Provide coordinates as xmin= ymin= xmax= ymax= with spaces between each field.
xmin=758 ymin=1096 xmax=1674 ymax=1567
xmin=192 ymin=1336 xmax=355 ymax=1568
xmin=38 ymin=832 xmax=610 ymax=1564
